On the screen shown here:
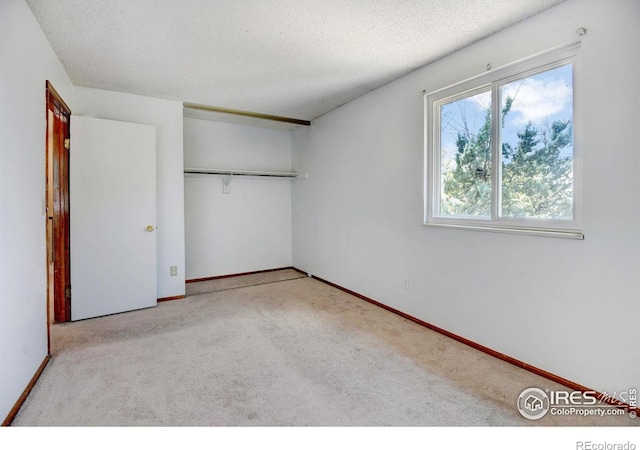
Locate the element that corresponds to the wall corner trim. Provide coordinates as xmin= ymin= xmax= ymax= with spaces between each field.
xmin=2 ymin=354 xmax=51 ymax=426
xmin=157 ymin=295 xmax=187 ymax=303
xmin=186 ymin=267 xmax=296 ymax=283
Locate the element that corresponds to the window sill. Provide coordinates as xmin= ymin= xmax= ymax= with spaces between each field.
xmin=422 ymin=222 xmax=584 ymax=240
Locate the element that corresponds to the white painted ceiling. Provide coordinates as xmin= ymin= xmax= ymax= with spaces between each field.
xmin=27 ymin=0 xmax=566 ymax=122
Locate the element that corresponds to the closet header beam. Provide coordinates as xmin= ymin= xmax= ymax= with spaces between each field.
xmin=183 ymin=102 xmax=311 ymax=127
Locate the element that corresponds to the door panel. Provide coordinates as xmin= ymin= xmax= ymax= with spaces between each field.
xmin=70 ymin=116 xmax=157 ymax=321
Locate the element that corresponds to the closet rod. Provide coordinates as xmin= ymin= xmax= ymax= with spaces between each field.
xmin=183 ymin=102 xmax=311 ymax=127
xmin=184 ymin=168 xmax=298 ymax=178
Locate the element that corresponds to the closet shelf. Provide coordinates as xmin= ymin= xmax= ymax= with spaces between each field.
xmin=184 ymin=168 xmax=298 ymax=178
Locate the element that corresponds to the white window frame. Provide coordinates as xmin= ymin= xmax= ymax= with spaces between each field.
xmin=424 ymin=43 xmax=583 ymax=239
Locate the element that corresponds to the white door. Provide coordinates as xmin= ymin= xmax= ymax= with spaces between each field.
xmin=70 ymin=116 xmax=157 ymax=321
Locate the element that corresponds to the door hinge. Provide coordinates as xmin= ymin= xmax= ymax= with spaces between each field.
xmin=65 ymin=287 xmax=71 ymax=299
xmin=64 ymin=138 xmax=70 ymax=150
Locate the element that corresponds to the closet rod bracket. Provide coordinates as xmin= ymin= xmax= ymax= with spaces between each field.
xmin=223 ymin=174 xmax=232 ymax=194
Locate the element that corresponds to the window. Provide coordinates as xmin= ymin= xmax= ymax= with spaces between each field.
xmin=425 ymin=44 xmax=582 ymax=239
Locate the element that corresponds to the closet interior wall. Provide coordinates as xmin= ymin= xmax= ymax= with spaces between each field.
xmin=183 ymin=117 xmax=294 ymax=280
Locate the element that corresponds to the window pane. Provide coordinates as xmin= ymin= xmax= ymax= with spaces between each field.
xmin=500 ymin=64 xmax=573 ymax=220
xmin=439 ymin=90 xmax=492 ymax=217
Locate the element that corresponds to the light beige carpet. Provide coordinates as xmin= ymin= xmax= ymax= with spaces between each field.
xmin=12 ymin=270 xmax=637 ymax=426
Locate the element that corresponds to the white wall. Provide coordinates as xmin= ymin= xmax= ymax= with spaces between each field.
xmin=0 ymin=0 xmax=75 ymax=421
xmin=184 ymin=118 xmax=293 ymax=279
xmin=292 ymin=0 xmax=640 ymax=396
xmin=74 ymin=87 xmax=185 ymax=299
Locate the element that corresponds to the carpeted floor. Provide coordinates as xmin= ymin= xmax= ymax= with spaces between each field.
xmin=12 ymin=269 xmax=637 ymax=426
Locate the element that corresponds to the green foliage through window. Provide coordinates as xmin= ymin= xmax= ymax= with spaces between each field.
xmin=437 ymin=64 xmax=574 ymax=221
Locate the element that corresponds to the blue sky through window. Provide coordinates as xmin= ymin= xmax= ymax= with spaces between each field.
xmin=501 ymin=63 xmax=573 ymax=160
xmin=439 ymin=63 xmax=573 ymax=166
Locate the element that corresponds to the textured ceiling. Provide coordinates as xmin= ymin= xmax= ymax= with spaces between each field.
xmin=27 ymin=0 xmax=566 ymax=122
